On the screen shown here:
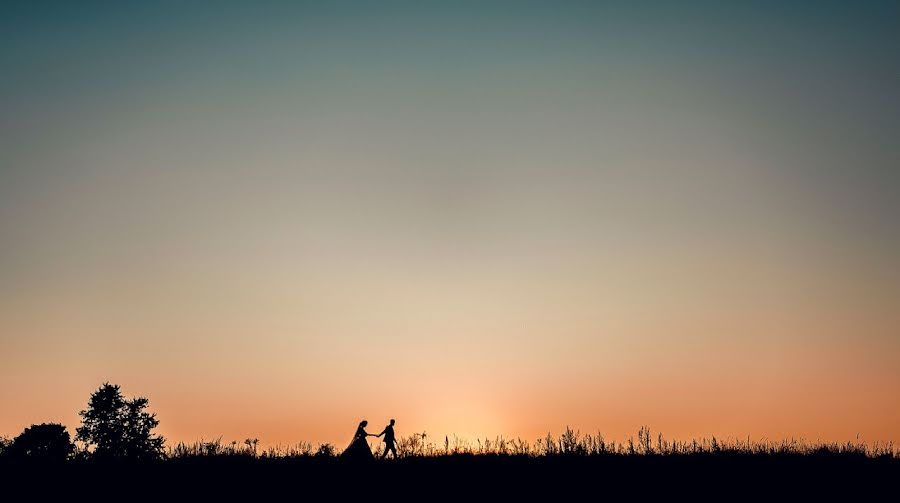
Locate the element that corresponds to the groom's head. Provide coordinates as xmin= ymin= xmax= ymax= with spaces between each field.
xmin=390 ymin=419 xmax=395 ymax=426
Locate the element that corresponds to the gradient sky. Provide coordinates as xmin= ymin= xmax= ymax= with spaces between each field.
xmin=2 ymin=1 xmax=899 ymax=448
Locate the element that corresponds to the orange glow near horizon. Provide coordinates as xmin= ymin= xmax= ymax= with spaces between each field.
xmin=3 ymin=286 xmax=898 ymax=448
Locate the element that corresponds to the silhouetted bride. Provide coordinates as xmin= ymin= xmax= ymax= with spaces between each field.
xmin=341 ymin=420 xmax=375 ymax=461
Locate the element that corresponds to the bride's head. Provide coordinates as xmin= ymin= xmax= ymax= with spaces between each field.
xmin=359 ymin=420 xmax=368 ymax=428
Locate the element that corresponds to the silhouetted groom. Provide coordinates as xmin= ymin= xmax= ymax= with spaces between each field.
xmin=377 ymin=419 xmax=397 ymax=458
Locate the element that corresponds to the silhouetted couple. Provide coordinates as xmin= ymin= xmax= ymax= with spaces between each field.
xmin=342 ymin=419 xmax=397 ymax=461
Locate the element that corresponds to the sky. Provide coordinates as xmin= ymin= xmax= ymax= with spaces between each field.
xmin=1 ymin=1 xmax=899 ymax=448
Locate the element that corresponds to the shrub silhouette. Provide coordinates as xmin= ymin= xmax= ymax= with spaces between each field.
xmin=315 ymin=443 xmax=337 ymax=458
xmin=76 ymin=382 xmax=165 ymax=460
xmin=5 ymin=423 xmax=74 ymax=461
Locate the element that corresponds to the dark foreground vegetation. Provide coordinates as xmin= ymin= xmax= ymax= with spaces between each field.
xmin=1 ymin=383 xmax=896 ymax=500
xmin=3 ymin=444 xmax=897 ymax=500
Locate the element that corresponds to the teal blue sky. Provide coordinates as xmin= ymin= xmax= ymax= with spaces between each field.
xmin=3 ymin=1 xmax=899 ymax=228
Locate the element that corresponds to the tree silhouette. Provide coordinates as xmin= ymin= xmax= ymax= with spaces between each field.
xmin=6 ymin=423 xmax=74 ymax=461
xmin=76 ymin=382 xmax=165 ymax=460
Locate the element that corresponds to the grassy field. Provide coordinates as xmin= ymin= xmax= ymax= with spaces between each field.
xmin=162 ymin=425 xmax=897 ymax=459
xmin=3 ymin=427 xmax=896 ymax=500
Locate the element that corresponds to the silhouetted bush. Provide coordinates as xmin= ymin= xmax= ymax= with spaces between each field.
xmin=315 ymin=443 xmax=336 ymax=458
xmin=76 ymin=382 xmax=165 ymax=461
xmin=5 ymin=423 xmax=74 ymax=461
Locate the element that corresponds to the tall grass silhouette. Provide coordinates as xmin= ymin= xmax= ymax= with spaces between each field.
xmin=155 ymin=426 xmax=896 ymax=461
